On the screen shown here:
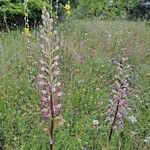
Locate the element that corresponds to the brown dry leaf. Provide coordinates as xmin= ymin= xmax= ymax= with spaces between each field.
xmin=146 ymin=73 xmax=150 ymax=78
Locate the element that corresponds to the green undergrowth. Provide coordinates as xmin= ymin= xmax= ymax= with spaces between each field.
xmin=0 ymin=20 xmax=150 ymax=149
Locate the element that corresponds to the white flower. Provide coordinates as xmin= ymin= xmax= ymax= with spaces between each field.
xmin=109 ymin=0 xmax=113 ymax=4
xmin=131 ymin=131 xmax=136 ymax=137
xmin=128 ymin=115 xmax=137 ymax=124
xmin=78 ymin=80 xmax=84 ymax=83
xmin=81 ymin=147 xmax=87 ymax=150
xmin=144 ymin=136 xmax=150 ymax=144
xmin=92 ymin=119 xmax=99 ymax=126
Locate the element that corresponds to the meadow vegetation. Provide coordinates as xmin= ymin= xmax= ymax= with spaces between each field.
xmin=0 ymin=0 xmax=150 ymax=150
xmin=0 ymin=18 xmax=150 ymax=149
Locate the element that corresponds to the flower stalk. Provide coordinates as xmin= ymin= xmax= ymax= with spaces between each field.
xmin=24 ymin=0 xmax=35 ymax=83
xmin=23 ymin=0 xmax=31 ymax=36
xmin=107 ymin=48 xmax=129 ymax=141
xmin=64 ymin=0 xmax=71 ymax=16
xmin=38 ymin=6 xmax=62 ymax=150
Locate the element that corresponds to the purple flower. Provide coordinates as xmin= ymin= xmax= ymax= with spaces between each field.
xmin=107 ymin=48 xmax=130 ymax=141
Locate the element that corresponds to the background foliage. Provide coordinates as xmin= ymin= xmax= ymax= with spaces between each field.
xmin=0 ymin=0 xmax=51 ymax=29
xmin=75 ymin=0 xmax=150 ymax=19
xmin=0 ymin=0 xmax=150 ymax=149
xmin=0 ymin=0 xmax=150 ymax=29
xmin=0 ymin=19 xmax=150 ymax=149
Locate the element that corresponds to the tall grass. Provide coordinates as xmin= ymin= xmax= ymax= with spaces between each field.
xmin=0 ymin=19 xmax=150 ymax=149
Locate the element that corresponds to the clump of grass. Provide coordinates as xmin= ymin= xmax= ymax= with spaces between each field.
xmin=0 ymin=18 xmax=150 ymax=149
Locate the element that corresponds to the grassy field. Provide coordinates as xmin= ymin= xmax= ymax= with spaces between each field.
xmin=0 ymin=19 xmax=150 ymax=150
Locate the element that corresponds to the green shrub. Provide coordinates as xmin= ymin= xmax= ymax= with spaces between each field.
xmin=0 ymin=0 xmax=149 ymax=30
xmin=0 ymin=0 xmax=51 ymax=30
xmin=74 ymin=0 xmax=141 ymax=19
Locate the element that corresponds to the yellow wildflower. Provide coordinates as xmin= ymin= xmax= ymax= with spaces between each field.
xmin=64 ymin=1 xmax=71 ymax=16
xmin=64 ymin=2 xmax=71 ymax=11
xmin=24 ymin=27 xmax=31 ymax=37
xmin=66 ymin=10 xmax=71 ymax=16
